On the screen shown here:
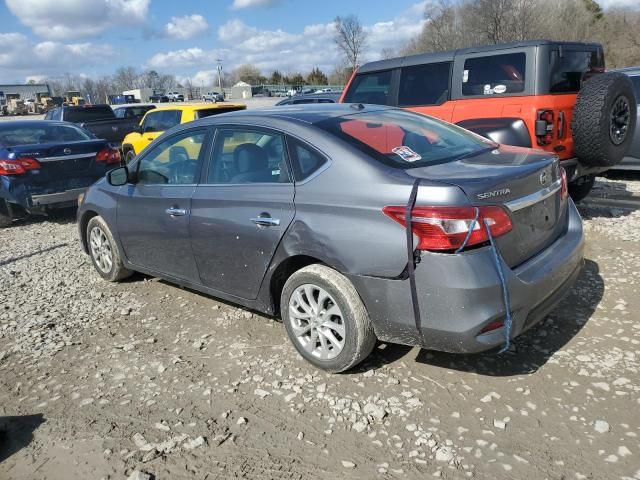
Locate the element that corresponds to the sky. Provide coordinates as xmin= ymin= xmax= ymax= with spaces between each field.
xmin=0 ymin=0 xmax=637 ymax=86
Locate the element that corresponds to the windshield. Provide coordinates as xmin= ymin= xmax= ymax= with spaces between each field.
xmin=315 ymin=109 xmax=494 ymax=169
xmin=0 ymin=124 xmax=93 ymax=146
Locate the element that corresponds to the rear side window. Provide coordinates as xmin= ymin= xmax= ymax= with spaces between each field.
xmin=143 ymin=110 xmax=181 ymax=132
xmin=399 ymin=62 xmax=451 ymax=106
xmin=462 ymin=53 xmax=526 ymax=96
xmin=549 ymin=50 xmax=604 ymax=93
xmin=343 ymin=70 xmax=392 ymax=105
xmin=287 ymin=137 xmax=328 ymax=181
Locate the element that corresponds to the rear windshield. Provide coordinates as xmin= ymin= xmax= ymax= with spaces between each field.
xmin=549 ymin=49 xmax=605 ymax=93
xmin=114 ymin=106 xmax=155 ymax=118
xmin=196 ymin=106 xmax=246 ymax=119
xmin=315 ymin=109 xmax=494 ymax=169
xmin=343 ymin=70 xmax=392 ymax=105
xmin=0 ymin=124 xmax=92 ymax=146
xmin=64 ymin=106 xmax=114 ymax=123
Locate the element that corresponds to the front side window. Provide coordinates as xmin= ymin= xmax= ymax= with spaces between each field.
xmin=136 ymin=130 xmax=206 ymax=185
xmin=316 ymin=109 xmax=493 ymax=169
xmin=462 ymin=53 xmax=526 ymax=96
xmin=207 ymin=128 xmax=290 ymax=184
xmin=343 ymin=70 xmax=393 ymax=105
xmin=399 ymin=62 xmax=451 ymax=106
xmin=549 ymin=49 xmax=604 ymax=93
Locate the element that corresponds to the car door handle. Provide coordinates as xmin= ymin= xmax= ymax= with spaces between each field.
xmin=251 ymin=217 xmax=280 ymax=227
xmin=166 ymin=207 xmax=187 ymax=216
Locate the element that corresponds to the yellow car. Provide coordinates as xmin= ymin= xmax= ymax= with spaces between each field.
xmin=121 ymin=103 xmax=246 ymax=162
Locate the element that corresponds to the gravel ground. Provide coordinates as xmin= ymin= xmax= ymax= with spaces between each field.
xmin=1 ymin=171 xmax=639 ymax=477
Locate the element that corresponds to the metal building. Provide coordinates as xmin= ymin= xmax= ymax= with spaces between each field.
xmin=0 ymin=84 xmax=51 ymax=100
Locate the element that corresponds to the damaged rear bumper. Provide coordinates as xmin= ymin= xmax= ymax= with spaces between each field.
xmin=347 ymin=200 xmax=585 ymax=353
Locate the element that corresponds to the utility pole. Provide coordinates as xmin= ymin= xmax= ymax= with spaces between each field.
xmin=216 ymin=59 xmax=223 ymax=94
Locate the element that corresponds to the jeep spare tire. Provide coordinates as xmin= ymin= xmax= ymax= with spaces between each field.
xmin=572 ymin=72 xmax=636 ymax=167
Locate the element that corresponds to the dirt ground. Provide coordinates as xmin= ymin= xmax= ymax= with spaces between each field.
xmin=1 ymin=169 xmax=639 ymax=480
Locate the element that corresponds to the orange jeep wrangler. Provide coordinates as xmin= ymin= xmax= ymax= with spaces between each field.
xmin=340 ymin=40 xmax=637 ymax=200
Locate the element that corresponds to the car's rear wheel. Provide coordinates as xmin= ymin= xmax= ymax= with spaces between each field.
xmin=281 ymin=264 xmax=377 ymax=372
xmin=87 ymin=216 xmax=132 ymax=282
xmin=0 ymin=211 xmax=12 ymax=228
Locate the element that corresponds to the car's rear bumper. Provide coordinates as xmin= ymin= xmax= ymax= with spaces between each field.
xmin=348 ymin=199 xmax=584 ymax=353
xmin=31 ymin=187 xmax=87 ymax=207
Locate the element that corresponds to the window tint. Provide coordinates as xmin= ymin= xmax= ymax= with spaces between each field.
xmin=462 ymin=53 xmax=526 ymax=96
xmin=292 ymin=98 xmax=316 ymax=104
xmin=549 ymin=50 xmax=604 ymax=93
xmin=0 ymin=123 xmax=92 ymax=146
xmin=399 ymin=62 xmax=451 ymax=106
xmin=64 ymin=106 xmax=114 ymax=123
xmin=143 ymin=110 xmax=181 ymax=133
xmin=136 ymin=131 xmax=205 ymax=185
xmin=343 ymin=70 xmax=392 ymax=105
xmin=195 ymin=106 xmax=245 ymax=119
xmin=630 ymin=76 xmax=640 ymax=102
xmin=207 ymin=129 xmax=290 ymax=184
xmin=287 ymin=137 xmax=328 ymax=181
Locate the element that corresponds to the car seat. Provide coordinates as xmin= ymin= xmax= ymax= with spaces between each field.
xmin=230 ymin=144 xmax=273 ymax=183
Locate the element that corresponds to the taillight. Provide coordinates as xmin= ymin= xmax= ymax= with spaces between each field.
xmin=560 ymin=167 xmax=568 ymax=201
xmin=96 ymin=147 xmax=121 ymax=165
xmin=382 ymin=205 xmax=513 ymax=251
xmin=535 ymin=109 xmax=554 ymax=145
xmin=0 ymin=158 xmax=41 ymax=175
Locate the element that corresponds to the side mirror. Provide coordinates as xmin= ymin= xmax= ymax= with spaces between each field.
xmin=107 ymin=166 xmax=129 ymax=186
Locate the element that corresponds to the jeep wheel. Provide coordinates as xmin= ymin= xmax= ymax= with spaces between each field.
xmin=568 ymin=174 xmax=595 ymax=202
xmin=573 ymin=72 xmax=637 ymax=168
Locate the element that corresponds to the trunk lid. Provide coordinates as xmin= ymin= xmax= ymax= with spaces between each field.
xmin=8 ymin=140 xmax=107 ymax=193
xmin=407 ymin=145 xmax=566 ymax=267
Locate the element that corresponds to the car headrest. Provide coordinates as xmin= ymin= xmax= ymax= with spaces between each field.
xmin=234 ymin=143 xmax=268 ymax=173
xmin=169 ymin=145 xmax=189 ymax=163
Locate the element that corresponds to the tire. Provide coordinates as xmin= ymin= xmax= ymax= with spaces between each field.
xmin=0 ymin=212 xmax=12 ymax=228
xmin=568 ymin=174 xmax=595 ymax=202
xmin=573 ymin=72 xmax=637 ymax=167
xmin=86 ymin=216 xmax=132 ymax=282
xmin=281 ymin=264 xmax=377 ymax=373
xmin=124 ymin=150 xmax=136 ymax=164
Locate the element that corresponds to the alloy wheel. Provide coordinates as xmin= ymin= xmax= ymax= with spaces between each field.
xmin=288 ymin=284 xmax=345 ymax=360
xmin=89 ymin=226 xmax=113 ymax=273
xmin=610 ymin=95 xmax=630 ymax=145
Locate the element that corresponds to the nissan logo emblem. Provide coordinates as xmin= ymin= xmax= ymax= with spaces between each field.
xmin=63 ymin=148 xmax=72 ymax=155
xmin=540 ymin=170 xmax=548 ymax=185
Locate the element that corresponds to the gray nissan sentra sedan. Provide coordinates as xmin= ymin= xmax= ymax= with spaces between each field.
xmin=77 ymin=104 xmax=584 ymax=372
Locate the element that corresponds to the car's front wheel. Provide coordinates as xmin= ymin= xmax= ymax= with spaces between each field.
xmin=281 ymin=264 xmax=377 ymax=372
xmin=87 ymin=216 xmax=132 ymax=282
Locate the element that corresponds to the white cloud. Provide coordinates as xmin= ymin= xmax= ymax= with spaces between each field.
xmin=598 ymin=0 xmax=640 ymax=8
xmin=5 ymin=0 xmax=150 ymax=40
xmin=145 ymin=1 xmax=427 ymax=82
xmin=165 ymin=14 xmax=209 ymax=40
xmin=0 ymin=32 xmax=114 ymax=82
xmin=231 ymin=0 xmax=280 ymax=10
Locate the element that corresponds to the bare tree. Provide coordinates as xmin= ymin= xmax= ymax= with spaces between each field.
xmin=233 ymin=64 xmax=262 ymax=85
xmin=334 ymin=15 xmax=367 ymax=72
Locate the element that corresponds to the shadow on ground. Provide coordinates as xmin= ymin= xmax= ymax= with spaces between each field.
xmin=0 ymin=414 xmax=45 ymax=464
xmin=361 ymin=259 xmax=604 ymax=377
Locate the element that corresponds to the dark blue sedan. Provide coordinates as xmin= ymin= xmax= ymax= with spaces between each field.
xmin=0 ymin=121 xmax=121 ymax=227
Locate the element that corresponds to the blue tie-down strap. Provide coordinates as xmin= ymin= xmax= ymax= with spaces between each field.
xmin=483 ymin=218 xmax=513 ymax=353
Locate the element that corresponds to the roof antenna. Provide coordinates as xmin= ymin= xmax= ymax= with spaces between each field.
xmin=350 ymin=103 xmax=365 ymax=110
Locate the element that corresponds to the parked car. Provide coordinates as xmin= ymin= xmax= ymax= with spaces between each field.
xmin=202 ymin=92 xmax=225 ymax=102
xmin=611 ymin=67 xmax=640 ymax=171
xmin=44 ymin=104 xmax=140 ymax=147
xmin=149 ymin=93 xmax=169 ymax=103
xmin=166 ymin=92 xmax=185 ymax=102
xmin=112 ymin=104 xmax=156 ymax=121
xmin=341 ymin=40 xmax=637 ymax=201
xmin=78 ymin=104 xmax=583 ymax=372
xmin=315 ymin=88 xmax=333 ymax=93
xmin=275 ymin=92 xmax=341 ymax=106
xmin=121 ymin=102 xmax=246 ymax=162
xmin=0 ymin=121 xmax=121 ymax=227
